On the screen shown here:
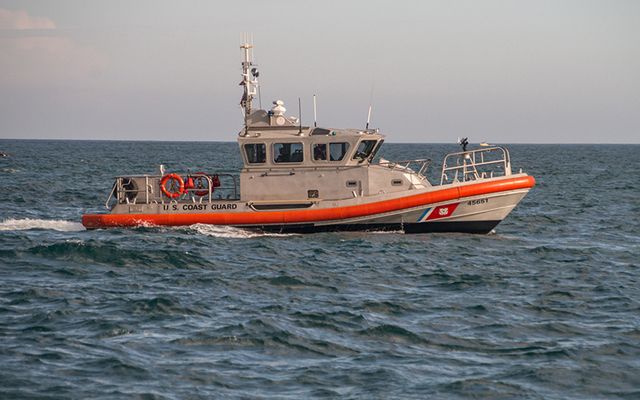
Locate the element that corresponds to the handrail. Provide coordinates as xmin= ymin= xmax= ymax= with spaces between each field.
xmin=378 ymin=158 xmax=431 ymax=178
xmin=243 ymin=159 xmax=433 ymax=179
xmin=109 ymin=172 xmax=240 ymax=206
xmin=247 ymin=199 xmax=321 ymax=205
xmin=440 ymin=146 xmax=511 ymax=185
xmin=104 ymin=182 xmax=117 ymax=210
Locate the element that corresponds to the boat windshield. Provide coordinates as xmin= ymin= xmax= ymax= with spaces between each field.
xmin=352 ymin=140 xmax=378 ymax=161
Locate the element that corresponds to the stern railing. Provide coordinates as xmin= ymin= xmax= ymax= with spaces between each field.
xmin=107 ymin=173 xmax=239 ymax=209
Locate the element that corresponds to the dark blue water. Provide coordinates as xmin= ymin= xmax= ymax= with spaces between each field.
xmin=1 ymin=140 xmax=638 ymax=399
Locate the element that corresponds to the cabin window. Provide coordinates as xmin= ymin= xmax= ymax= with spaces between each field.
xmin=313 ymin=144 xmax=327 ymax=161
xmin=353 ymin=140 xmax=378 ymax=161
xmin=274 ymin=142 xmax=303 ymax=163
xmin=370 ymin=139 xmax=384 ymax=161
xmin=244 ymin=143 xmax=266 ymax=164
xmin=391 ymin=179 xmax=403 ymax=186
xmin=329 ymin=142 xmax=350 ymax=161
xmin=346 ymin=180 xmax=358 ymax=188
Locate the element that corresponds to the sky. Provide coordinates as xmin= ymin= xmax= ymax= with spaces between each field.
xmin=0 ymin=0 xmax=638 ymax=143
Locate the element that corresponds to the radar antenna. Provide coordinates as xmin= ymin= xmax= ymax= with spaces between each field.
xmin=240 ymin=34 xmax=259 ymax=135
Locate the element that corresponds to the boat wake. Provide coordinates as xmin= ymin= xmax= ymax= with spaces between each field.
xmin=188 ymin=223 xmax=297 ymax=239
xmin=0 ymin=218 xmax=86 ymax=232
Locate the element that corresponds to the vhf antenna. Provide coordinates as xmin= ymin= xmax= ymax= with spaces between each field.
xmin=313 ymin=94 xmax=317 ymax=127
xmin=365 ymin=83 xmax=374 ymax=130
xmin=298 ymin=97 xmax=303 ymax=134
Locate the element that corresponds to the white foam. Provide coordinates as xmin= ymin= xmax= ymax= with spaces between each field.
xmin=0 ymin=218 xmax=86 ymax=232
xmin=368 ymin=230 xmax=405 ymax=235
xmin=188 ymin=223 xmax=296 ymax=238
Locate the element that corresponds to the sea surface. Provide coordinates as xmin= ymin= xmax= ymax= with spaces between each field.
xmin=0 ymin=140 xmax=638 ymax=399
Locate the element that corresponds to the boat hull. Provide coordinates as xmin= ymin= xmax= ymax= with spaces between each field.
xmin=240 ymin=220 xmax=502 ymax=234
xmin=82 ymin=175 xmax=535 ymax=234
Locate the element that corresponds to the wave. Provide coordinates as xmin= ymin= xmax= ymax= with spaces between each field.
xmin=188 ymin=223 xmax=297 ymax=238
xmin=0 ymin=218 xmax=85 ymax=232
xmin=25 ymin=240 xmax=209 ymax=268
xmin=358 ymin=324 xmax=427 ymax=345
xmin=174 ymin=319 xmax=359 ymax=357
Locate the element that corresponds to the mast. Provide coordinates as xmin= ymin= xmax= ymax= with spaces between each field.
xmin=240 ymin=38 xmax=258 ymax=135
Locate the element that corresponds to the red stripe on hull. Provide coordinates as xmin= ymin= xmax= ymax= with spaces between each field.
xmin=82 ymin=175 xmax=535 ymax=229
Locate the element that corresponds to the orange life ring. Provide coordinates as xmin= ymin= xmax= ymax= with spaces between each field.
xmin=160 ymin=173 xmax=185 ymax=198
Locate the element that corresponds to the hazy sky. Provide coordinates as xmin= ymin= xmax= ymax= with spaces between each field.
xmin=1 ymin=0 xmax=638 ymax=143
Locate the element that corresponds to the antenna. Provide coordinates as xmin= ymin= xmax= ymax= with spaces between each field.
xmin=250 ymin=39 xmax=262 ymax=110
xmin=313 ymin=94 xmax=317 ymax=127
xmin=298 ymin=97 xmax=303 ymax=134
xmin=365 ymin=83 xmax=374 ymax=130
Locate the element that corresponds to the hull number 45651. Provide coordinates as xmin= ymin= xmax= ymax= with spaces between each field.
xmin=467 ymin=198 xmax=489 ymax=206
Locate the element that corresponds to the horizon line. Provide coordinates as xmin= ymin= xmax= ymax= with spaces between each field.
xmin=0 ymin=137 xmax=638 ymax=145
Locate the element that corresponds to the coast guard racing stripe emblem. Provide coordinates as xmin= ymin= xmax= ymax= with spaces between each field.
xmin=417 ymin=202 xmax=460 ymax=222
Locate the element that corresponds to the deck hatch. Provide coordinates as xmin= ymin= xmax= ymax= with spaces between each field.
xmin=311 ymin=128 xmax=331 ymax=135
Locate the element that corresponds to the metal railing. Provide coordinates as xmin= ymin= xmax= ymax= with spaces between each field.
xmin=378 ymin=158 xmax=431 ymax=178
xmin=440 ymin=147 xmax=511 ymax=185
xmin=106 ymin=173 xmax=239 ymax=209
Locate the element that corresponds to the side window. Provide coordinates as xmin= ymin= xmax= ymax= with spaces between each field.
xmin=353 ymin=140 xmax=377 ymax=161
xmin=329 ymin=142 xmax=350 ymax=161
xmin=313 ymin=143 xmax=327 ymax=161
xmin=274 ymin=143 xmax=304 ymax=163
xmin=244 ymin=143 xmax=266 ymax=163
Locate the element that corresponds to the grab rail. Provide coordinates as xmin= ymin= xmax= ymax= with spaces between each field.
xmin=105 ymin=182 xmax=118 ymax=209
xmin=378 ymin=158 xmax=431 ymax=178
xmin=440 ymin=147 xmax=511 ymax=185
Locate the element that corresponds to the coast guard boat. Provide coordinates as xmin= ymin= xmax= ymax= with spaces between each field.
xmin=82 ymin=42 xmax=535 ymax=233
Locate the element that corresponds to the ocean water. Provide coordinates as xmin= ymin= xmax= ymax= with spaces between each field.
xmin=0 ymin=140 xmax=638 ymax=399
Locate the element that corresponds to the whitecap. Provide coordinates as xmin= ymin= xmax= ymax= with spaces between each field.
xmin=0 ymin=218 xmax=86 ymax=232
xmin=188 ymin=223 xmax=296 ymax=238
